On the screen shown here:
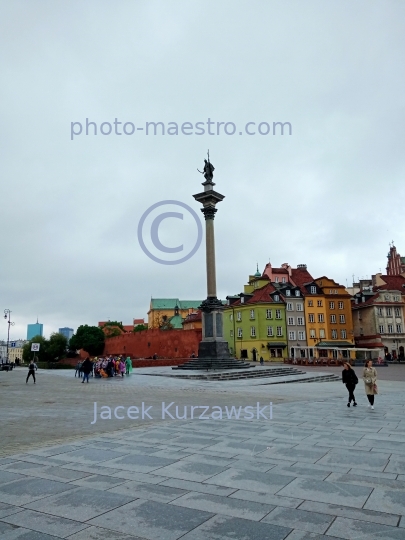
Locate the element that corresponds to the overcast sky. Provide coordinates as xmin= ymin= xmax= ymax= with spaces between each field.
xmin=1 ymin=1 xmax=404 ymax=341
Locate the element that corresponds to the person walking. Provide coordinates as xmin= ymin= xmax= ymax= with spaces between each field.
xmin=125 ymin=356 xmax=132 ymax=375
xmin=119 ymin=358 xmax=126 ymax=377
xmin=75 ymin=361 xmax=82 ymax=378
xmin=26 ymin=360 xmax=37 ymax=384
xmin=81 ymin=357 xmax=93 ymax=384
xmin=363 ymin=359 xmax=378 ymax=409
xmin=342 ymin=362 xmax=358 ymax=407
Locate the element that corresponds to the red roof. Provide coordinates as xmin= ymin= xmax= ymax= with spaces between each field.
xmin=290 ymin=267 xmax=315 ymax=295
xmin=375 ymin=275 xmax=405 ymax=291
xmin=230 ymin=283 xmax=278 ymax=306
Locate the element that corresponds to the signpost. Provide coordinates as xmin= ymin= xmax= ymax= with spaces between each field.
xmin=31 ymin=343 xmax=40 ymax=363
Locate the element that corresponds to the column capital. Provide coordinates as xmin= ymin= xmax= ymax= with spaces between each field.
xmin=201 ymin=206 xmax=217 ymax=220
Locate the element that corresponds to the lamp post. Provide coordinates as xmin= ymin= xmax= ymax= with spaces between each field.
xmin=4 ymin=309 xmax=15 ymax=364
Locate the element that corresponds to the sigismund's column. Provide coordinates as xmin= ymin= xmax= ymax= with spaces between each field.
xmin=193 ymin=156 xmax=230 ymax=361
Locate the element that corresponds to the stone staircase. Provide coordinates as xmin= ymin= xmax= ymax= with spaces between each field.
xmin=172 ymin=358 xmax=253 ymax=370
xmin=143 ymin=366 xmax=342 ymax=383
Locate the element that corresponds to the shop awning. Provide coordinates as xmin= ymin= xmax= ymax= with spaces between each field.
xmin=267 ymin=342 xmax=287 ymax=348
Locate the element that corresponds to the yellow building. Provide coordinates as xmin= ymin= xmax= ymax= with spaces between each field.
xmin=7 ymin=347 xmax=25 ymax=364
xmin=147 ymin=299 xmax=202 ymax=329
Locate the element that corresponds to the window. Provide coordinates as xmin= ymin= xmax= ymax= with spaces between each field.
xmin=329 ymin=302 xmax=335 ymax=309
xmin=331 ymin=329 xmax=338 ymax=339
xmin=298 ymin=331 xmax=305 ymax=340
xmin=310 ymin=329 xmax=316 ymax=338
xmin=394 ymin=295 xmax=400 ymax=301
xmin=309 ymin=314 xmax=315 ymax=323
xmin=287 ymin=303 xmax=293 ymax=311
xmin=286 ymin=290 xmax=291 ymax=296
xmin=330 ymin=315 xmax=336 ymax=323
xmin=377 ymin=307 xmax=383 ymax=317
xmin=388 ymin=324 xmax=393 ymax=333
xmin=288 ymin=317 xmax=294 ymax=325
xmin=397 ymin=324 xmax=402 ymax=333
xmin=338 ymin=301 xmax=344 ymax=309
xmin=282 ymin=277 xmax=286 ymax=283
xmin=297 ymin=317 xmax=304 ymax=325
xmin=229 ymin=313 xmax=233 ymax=321
xmin=296 ymin=303 xmax=303 ymax=311
xmin=276 ymin=326 xmax=283 ymax=336
xmin=241 ymin=297 xmax=244 ymax=304
xmin=341 ymin=329 xmax=347 ymax=339
xmin=308 ymin=300 xmax=313 ymax=307
xmin=379 ymin=325 xmax=384 ymax=333
xmin=230 ymin=330 xmax=234 ymax=337
xmin=329 ymin=289 xmax=333 ymax=294
xmin=250 ymin=326 xmax=256 ymax=337
xmin=295 ymin=290 xmax=300 ymax=297
xmin=275 ymin=277 xmax=279 ymax=283
xmin=267 ymin=326 xmax=273 ymax=337
xmin=276 ymin=309 xmax=281 ymax=319
xmin=266 ymin=309 xmax=272 ymax=319
xmin=237 ymin=311 xmax=242 ymax=321
xmin=317 ymin=300 xmax=323 ymax=307
xmin=289 ymin=331 xmax=295 ymax=340
xmin=395 ymin=308 xmax=401 ymax=317
xmin=237 ymin=328 xmax=242 ymax=337
xmin=274 ymin=295 xmax=280 ymax=301
xmin=319 ymin=329 xmax=325 ymax=338
xmin=340 ymin=315 xmax=345 ymax=323
xmin=310 ymin=286 xmax=316 ymax=294
xmin=386 ymin=308 xmax=392 ymax=317
xmin=250 ymin=309 xmax=255 ymax=319
xmin=318 ymin=313 xmax=324 ymax=322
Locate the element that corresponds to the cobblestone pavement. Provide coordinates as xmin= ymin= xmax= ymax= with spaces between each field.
xmin=0 ymin=366 xmax=404 ymax=539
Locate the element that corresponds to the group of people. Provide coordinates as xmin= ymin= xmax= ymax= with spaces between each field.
xmin=342 ymin=360 xmax=378 ymax=409
xmin=75 ymin=356 xmax=133 ymax=383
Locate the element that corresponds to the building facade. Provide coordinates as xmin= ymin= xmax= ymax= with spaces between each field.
xmin=147 ymin=299 xmax=202 ymax=329
xmin=352 ymin=275 xmax=405 ymax=360
xmin=59 ymin=327 xmax=74 ymax=341
xmin=386 ymin=244 xmax=405 ymax=275
xmin=27 ymin=321 xmax=43 ymax=340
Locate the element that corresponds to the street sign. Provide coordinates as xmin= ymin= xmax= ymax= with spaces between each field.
xmin=31 ymin=343 xmax=40 ymax=352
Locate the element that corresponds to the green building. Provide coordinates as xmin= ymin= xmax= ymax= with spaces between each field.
xmin=224 ymin=271 xmax=288 ymax=361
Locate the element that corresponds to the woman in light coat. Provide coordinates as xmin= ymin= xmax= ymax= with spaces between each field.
xmin=363 ymin=359 xmax=378 ymax=409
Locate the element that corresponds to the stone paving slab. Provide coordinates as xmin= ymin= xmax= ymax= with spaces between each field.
xmin=169 ymin=491 xmax=275 ymax=521
xmin=364 ymin=487 xmax=405 ymax=516
xmin=179 ymin=514 xmax=292 ymax=540
xmin=1 ymin=508 xmax=88 ymax=538
xmin=88 ymin=498 xmax=214 ymax=540
xmin=0 ymin=477 xmax=75 ymax=505
xmin=298 ymin=500 xmax=400 ymax=526
xmin=67 ymin=526 xmax=146 ymax=539
xmin=326 ymin=516 xmax=405 ymax=539
xmin=262 ymin=506 xmax=335 ymax=534
xmin=25 ymin=486 xmax=135 ymax=521
xmin=204 ymin=468 xmax=295 ymax=494
xmin=109 ymin=480 xmax=189 ymax=503
xmin=276 ymin=477 xmax=372 ymax=508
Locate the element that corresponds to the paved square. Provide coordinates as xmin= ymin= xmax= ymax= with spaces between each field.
xmin=1 ymin=366 xmax=405 ymax=539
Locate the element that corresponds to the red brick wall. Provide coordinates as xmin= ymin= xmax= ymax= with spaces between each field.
xmin=103 ymin=328 xmax=201 ymax=358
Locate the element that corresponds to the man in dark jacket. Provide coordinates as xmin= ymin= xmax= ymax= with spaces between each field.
xmin=81 ymin=357 xmax=93 ymax=383
xmin=26 ymin=360 xmax=38 ymax=384
xmin=342 ymin=362 xmax=358 ymax=407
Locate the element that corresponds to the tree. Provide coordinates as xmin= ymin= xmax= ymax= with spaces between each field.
xmin=102 ymin=321 xmax=124 ymax=331
xmin=47 ymin=333 xmax=68 ymax=361
xmin=69 ymin=325 xmax=105 ymax=356
xmin=103 ymin=326 xmax=123 ymax=338
xmin=133 ymin=324 xmax=148 ymax=332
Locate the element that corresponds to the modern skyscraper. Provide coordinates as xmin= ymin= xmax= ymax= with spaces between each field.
xmin=59 ymin=327 xmax=74 ymax=341
xmin=27 ymin=319 xmax=43 ymax=340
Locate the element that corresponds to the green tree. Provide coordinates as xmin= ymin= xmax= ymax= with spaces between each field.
xmin=47 ymin=332 xmax=68 ymax=361
xmin=102 ymin=321 xmax=124 ymax=330
xmin=133 ymin=324 xmax=148 ymax=332
xmin=69 ymin=325 xmax=105 ymax=356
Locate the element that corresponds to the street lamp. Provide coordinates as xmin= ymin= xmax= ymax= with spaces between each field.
xmin=4 ymin=309 xmax=15 ymax=364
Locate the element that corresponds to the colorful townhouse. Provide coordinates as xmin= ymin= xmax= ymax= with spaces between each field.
xmin=224 ymin=269 xmax=288 ymax=361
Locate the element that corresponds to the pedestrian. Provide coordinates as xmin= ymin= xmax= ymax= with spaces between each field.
xmin=125 ymin=356 xmax=132 ymax=375
xmin=81 ymin=357 xmax=93 ymax=384
xmin=259 ymin=356 xmax=264 ymax=365
xmin=75 ymin=361 xmax=82 ymax=378
xmin=342 ymin=362 xmax=358 ymax=407
xmin=119 ymin=358 xmax=126 ymax=377
xmin=26 ymin=359 xmax=37 ymax=384
xmin=363 ymin=359 xmax=378 ymax=409
xmin=152 ymin=353 xmax=158 ymax=360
